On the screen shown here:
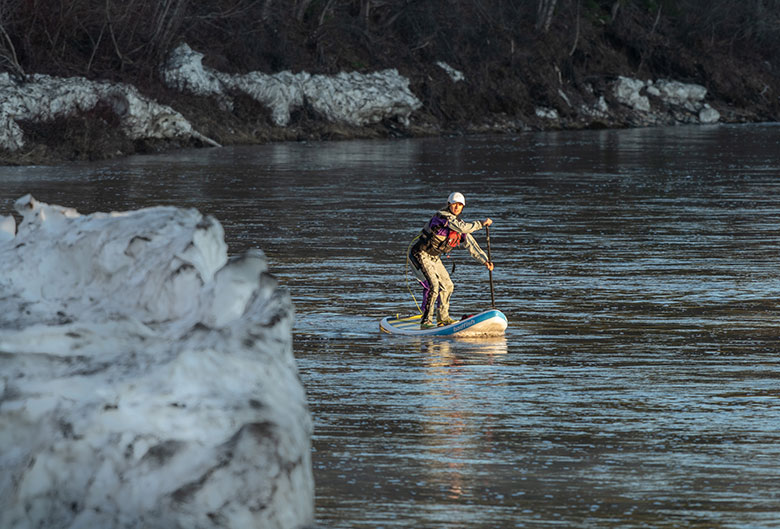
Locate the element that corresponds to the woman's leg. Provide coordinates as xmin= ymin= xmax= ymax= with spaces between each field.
xmin=413 ymin=250 xmax=441 ymax=325
xmin=432 ymin=259 xmax=454 ymax=322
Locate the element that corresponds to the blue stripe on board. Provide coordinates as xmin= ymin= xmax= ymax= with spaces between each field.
xmin=381 ymin=310 xmax=507 ymax=336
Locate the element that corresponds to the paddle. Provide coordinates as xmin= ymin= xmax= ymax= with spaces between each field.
xmin=486 ymin=225 xmax=495 ymax=308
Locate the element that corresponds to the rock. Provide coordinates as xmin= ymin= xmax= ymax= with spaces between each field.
xmin=0 ymin=196 xmax=313 ymax=529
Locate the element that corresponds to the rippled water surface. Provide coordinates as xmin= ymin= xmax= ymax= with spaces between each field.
xmin=3 ymin=124 xmax=780 ymax=527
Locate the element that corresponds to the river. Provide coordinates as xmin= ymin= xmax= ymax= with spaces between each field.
xmin=2 ymin=124 xmax=780 ymax=528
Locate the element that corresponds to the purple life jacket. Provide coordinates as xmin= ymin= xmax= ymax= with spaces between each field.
xmin=420 ymin=212 xmax=461 ymax=256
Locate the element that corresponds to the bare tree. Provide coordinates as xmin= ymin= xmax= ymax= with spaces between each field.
xmin=0 ymin=0 xmax=25 ymax=79
xmin=0 ymin=22 xmax=23 ymax=79
xmin=637 ymin=1 xmax=662 ymax=73
xmin=536 ymin=0 xmax=557 ymax=32
xmin=569 ymin=0 xmax=580 ymax=56
xmin=610 ymin=0 xmax=620 ymax=22
xmin=148 ymin=0 xmax=189 ymax=59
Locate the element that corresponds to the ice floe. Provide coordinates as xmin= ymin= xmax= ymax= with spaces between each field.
xmin=436 ymin=62 xmax=465 ymax=83
xmin=612 ymin=75 xmax=720 ymax=123
xmin=0 ymin=73 xmax=220 ymax=152
xmin=162 ymin=43 xmax=422 ymax=127
xmin=0 ymin=195 xmax=312 ymax=529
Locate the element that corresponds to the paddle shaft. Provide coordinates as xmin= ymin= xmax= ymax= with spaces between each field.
xmin=486 ymin=225 xmax=495 ymax=308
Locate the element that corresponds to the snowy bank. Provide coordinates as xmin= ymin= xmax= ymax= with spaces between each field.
xmin=0 ymin=196 xmax=312 ymax=529
xmin=0 ymin=42 xmax=731 ymax=164
xmin=0 ymin=73 xmax=220 ymax=152
xmin=162 ymin=43 xmax=422 ymax=127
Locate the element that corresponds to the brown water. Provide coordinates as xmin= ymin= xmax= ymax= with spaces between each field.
xmin=3 ymin=124 xmax=780 ymax=527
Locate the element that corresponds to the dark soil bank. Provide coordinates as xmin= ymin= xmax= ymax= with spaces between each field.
xmin=2 ymin=0 xmax=779 ymax=165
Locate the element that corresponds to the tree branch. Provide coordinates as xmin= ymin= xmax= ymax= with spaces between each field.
xmin=569 ymin=0 xmax=580 ymax=56
xmin=0 ymin=20 xmax=25 ymax=79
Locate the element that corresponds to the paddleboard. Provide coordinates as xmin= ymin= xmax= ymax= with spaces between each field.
xmin=380 ymin=309 xmax=507 ymax=337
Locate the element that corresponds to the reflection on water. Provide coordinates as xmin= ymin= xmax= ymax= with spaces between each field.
xmin=3 ymin=125 xmax=780 ymax=527
xmin=418 ymin=337 xmax=509 ymax=508
xmin=433 ymin=336 xmax=509 ymax=356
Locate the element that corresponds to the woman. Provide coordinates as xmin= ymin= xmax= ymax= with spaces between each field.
xmin=408 ymin=192 xmax=494 ymax=329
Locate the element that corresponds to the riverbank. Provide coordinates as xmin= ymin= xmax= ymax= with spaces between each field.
xmin=1 ymin=1 xmax=778 ymax=166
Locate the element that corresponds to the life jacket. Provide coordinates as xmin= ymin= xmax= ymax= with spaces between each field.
xmin=418 ymin=211 xmax=462 ymax=256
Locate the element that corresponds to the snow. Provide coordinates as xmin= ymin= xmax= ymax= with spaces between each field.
xmin=612 ymin=76 xmax=721 ymax=124
xmin=699 ymin=104 xmax=721 ymax=124
xmin=436 ymin=62 xmax=465 ymax=82
xmin=614 ymin=76 xmax=651 ymax=112
xmin=0 ymin=214 xmax=14 ymax=242
xmin=535 ymin=107 xmax=560 ymax=120
xmin=162 ymin=43 xmax=422 ymax=127
xmin=0 ymin=196 xmax=313 ymax=529
xmin=0 ymin=42 xmax=727 ymax=155
xmin=653 ymin=79 xmax=708 ymax=111
xmin=0 ymin=73 xmax=220 ymax=152
xmin=580 ymin=95 xmax=609 ymax=119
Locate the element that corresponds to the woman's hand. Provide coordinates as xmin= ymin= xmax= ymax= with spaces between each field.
xmin=486 ymin=261 xmax=494 ymax=271
xmin=484 ymin=218 xmax=493 ymax=226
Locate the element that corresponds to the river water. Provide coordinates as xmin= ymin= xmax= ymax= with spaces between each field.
xmin=3 ymin=124 xmax=780 ymax=528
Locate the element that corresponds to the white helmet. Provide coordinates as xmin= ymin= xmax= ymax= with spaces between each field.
xmin=447 ymin=192 xmax=465 ymax=205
